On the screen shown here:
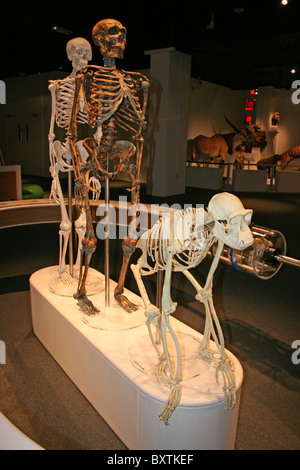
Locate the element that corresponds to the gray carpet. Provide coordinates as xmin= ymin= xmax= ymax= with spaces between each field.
xmin=0 ymin=185 xmax=300 ymax=450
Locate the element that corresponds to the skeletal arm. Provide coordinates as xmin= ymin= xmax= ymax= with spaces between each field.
xmin=181 ymin=240 xmax=236 ymax=409
xmin=48 ymin=81 xmax=57 ymax=143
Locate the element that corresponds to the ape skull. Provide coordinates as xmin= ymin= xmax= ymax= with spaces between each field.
xmin=92 ymin=19 xmax=127 ymax=59
xmin=66 ymin=37 xmax=92 ymax=72
xmin=208 ymin=192 xmax=253 ymax=250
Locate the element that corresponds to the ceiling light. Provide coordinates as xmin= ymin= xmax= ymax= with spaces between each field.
xmin=291 ymin=69 xmax=296 ymax=74
xmin=52 ymin=26 xmax=73 ymax=35
xmin=281 ymin=0 xmax=288 ymax=5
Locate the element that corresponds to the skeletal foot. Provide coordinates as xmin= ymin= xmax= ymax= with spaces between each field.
xmin=216 ymin=358 xmax=236 ymax=410
xmin=114 ymin=293 xmax=139 ymax=313
xmin=74 ymin=293 xmax=100 ymax=315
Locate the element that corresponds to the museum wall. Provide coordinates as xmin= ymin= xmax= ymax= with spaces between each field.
xmin=0 ymin=72 xmax=68 ymax=177
xmin=187 ymin=78 xmax=245 ymax=141
xmin=187 ymin=79 xmax=299 ymax=167
xmin=256 ymin=86 xmax=300 ymax=158
xmin=0 ymin=70 xmax=298 ymax=183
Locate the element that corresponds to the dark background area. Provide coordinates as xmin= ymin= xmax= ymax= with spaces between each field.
xmin=2 ymin=0 xmax=300 ymax=90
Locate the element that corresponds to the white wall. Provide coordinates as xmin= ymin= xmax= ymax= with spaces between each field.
xmin=188 ymin=79 xmax=245 ymax=140
xmin=187 ymin=80 xmax=300 ymax=165
xmin=244 ymin=85 xmax=300 ymax=159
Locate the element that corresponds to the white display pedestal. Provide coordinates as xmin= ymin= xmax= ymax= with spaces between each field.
xmin=0 ymin=413 xmax=43 ymax=450
xmin=30 ymin=266 xmax=243 ymax=450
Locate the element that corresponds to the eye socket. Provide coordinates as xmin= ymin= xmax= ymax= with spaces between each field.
xmin=229 ymin=216 xmax=240 ymax=226
xmin=107 ymin=26 xmax=119 ymax=35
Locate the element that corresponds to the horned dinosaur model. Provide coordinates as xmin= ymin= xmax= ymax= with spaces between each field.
xmin=190 ymin=119 xmax=266 ymax=164
xmin=130 ymin=192 xmax=253 ymax=424
xmin=48 ymin=37 xmax=97 ymax=281
xmin=257 ymin=144 xmax=300 ymax=173
xmin=68 ymin=19 xmax=150 ymax=314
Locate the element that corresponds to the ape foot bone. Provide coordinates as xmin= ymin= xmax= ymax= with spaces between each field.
xmin=114 ymin=292 xmax=139 ymax=313
xmin=74 ymin=293 xmax=100 ymax=315
xmin=216 ymin=358 xmax=236 ymax=410
xmin=158 ymin=381 xmax=182 ymax=426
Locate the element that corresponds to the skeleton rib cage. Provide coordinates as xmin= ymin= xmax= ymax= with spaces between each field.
xmin=50 ymin=76 xmax=89 ymax=131
xmin=141 ymin=207 xmax=215 ymax=272
xmin=78 ymin=65 xmax=147 ymax=136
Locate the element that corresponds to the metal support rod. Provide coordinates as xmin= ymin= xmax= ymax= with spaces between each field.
xmin=274 ymin=254 xmax=300 ymax=268
xmin=105 ymin=153 xmax=110 ymax=308
xmin=68 ymin=165 xmax=73 ymax=278
xmin=155 ymin=268 xmax=164 ymax=344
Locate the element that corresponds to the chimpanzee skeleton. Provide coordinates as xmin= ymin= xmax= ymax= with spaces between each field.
xmin=131 ymin=193 xmax=253 ymax=424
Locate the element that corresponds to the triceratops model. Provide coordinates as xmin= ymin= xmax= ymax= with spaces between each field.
xmin=130 ymin=192 xmax=253 ymax=424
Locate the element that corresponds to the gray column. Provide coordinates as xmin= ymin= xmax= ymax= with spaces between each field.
xmin=145 ymin=48 xmax=191 ymax=197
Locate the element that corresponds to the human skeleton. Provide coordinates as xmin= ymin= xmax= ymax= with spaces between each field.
xmin=68 ymin=19 xmax=149 ymax=314
xmin=48 ymin=37 xmax=95 ymax=280
xmin=131 ymin=192 xmax=253 ymax=424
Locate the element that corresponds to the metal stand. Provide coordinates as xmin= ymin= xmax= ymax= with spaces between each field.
xmin=105 ymin=174 xmax=110 ymax=308
xmin=155 ymin=268 xmax=163 ymax=344
xmin=68 ymin=160 xmax=73 ymax=278
xmin=105 ymin=152 xmax=110 ymax=308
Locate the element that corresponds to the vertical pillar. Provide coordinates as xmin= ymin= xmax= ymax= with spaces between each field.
xmin=145 ymin=48 xmax=191 ymax=197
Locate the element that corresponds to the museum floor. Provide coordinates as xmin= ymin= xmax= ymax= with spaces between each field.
xmin=0 ymin=179 xmax=299 ymax=450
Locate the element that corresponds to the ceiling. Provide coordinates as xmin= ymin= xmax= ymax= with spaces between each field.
xmin=2 ymin=0 xmax=300 ymax=90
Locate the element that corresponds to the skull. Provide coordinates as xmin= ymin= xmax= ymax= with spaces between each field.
xmin=92 ymin=19 xmax=127 ymax=59
xmin=207 ymin=192 xmax=253 ymax=250
xmin=66 ymin=37 xmax=92 ymax=72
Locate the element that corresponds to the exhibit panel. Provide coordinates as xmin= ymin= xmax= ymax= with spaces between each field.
xmin=185 ymin=166 xmax=223 ymax=190
xmin=232 ymin=169 xmax=267 ymax=192
xmin=275 ymin=171 xmax=300 ymax=193
xmin=0 ymin=165 xmax=22 ymax=201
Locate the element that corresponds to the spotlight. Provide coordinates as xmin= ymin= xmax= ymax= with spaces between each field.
xmin=52 ymin=26 xmax=73 ymax=35
xmin=281 ymin=0 xmax=288 ymax=5
xmin=291 ymin=69 xmax=296 ymax=74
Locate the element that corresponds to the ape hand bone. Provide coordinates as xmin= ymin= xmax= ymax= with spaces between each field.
xmin=131 ymin=194 xmax=253 ymax=423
